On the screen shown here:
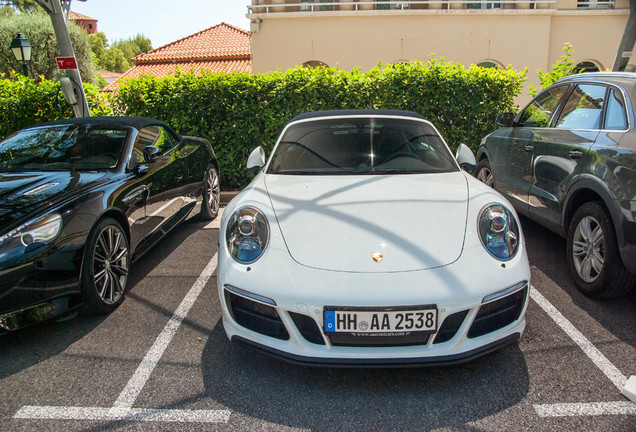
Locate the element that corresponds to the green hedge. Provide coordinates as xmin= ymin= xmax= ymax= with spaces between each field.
xmin=1 ymin=60 xmax=525 ymax=190
xmin=115 ymin=61 xmax=525 ymax=189
xmin=0 ymin=72 xmax=112 ymax=136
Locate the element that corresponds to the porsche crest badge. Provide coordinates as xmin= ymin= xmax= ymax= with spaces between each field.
xmin=372 ymin=252 xmax=383 ymax=263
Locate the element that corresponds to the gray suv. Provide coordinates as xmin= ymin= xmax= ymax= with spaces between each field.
xmin=476 ymin=72 xmax=636 ymax=297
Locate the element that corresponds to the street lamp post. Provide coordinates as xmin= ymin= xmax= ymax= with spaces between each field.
xmin=10 ymin=33 xmax=32 ymax=77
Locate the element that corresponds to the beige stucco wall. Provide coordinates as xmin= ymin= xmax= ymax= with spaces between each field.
xmin=250 ymin=6 xmax=630 ymax=105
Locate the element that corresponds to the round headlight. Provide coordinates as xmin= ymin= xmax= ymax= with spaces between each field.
xmin=226 ymin=206 xmax=269 ymax=264
xmin=478 ymin=204 xmax=519 ymax=261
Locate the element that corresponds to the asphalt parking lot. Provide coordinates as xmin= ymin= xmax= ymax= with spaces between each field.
xmin=1 ymin=207 xmax=635 ymax=431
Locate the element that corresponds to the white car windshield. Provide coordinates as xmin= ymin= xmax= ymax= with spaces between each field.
xmin=267 ymin=117 xmax=458 ymax=175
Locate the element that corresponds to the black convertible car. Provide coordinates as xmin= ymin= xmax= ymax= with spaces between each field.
xmin=0 ymin=117 xmax=220 ymax=332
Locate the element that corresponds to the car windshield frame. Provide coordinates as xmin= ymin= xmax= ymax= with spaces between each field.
xmin=0 ymin=124 xmax=130 ymax=172
xmin=266 ymin=116 xmax=459 ymax=176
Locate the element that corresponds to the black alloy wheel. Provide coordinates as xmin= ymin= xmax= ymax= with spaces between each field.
xmin=475 ymin=158 xmax=494 ymax=188
xmin=80 ymin=217 xmax=130 ymax=314
xmin=567 ymin=201 xmax=635 ymax=298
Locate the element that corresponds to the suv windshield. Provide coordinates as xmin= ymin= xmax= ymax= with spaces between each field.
xmin=0 ymin=125 xmax=128 ymax=172
xmin=267 ymin=117 xmax=458 ymax=175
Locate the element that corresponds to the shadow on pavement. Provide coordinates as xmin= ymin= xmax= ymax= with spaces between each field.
xmin=201 ymin=321 xmax=530 ymax=431
xmin=0 ymin=217 xmax=211 ymax=381
xmin=521 ymin=215 xmax=636 ymax=350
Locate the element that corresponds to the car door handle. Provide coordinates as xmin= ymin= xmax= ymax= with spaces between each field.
xmin=569 ymin=150 xmax=583 ymax=159
xmin=524 ymin=144 xmax=534 ymax=152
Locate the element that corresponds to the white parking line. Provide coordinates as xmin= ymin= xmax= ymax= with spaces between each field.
xmin=114 ymin=253 xmax=219 ymax=408
xmin=534 ymin=402 xmax=636 ymax=418
xmin=13 ymin=253 xmax=230 ymax=424
xmin=203 ymin=208 xmax=224 ymax=229
xmin=14 ymin=406 xmax=231 ymax=423
xmin=530 ymin=287 xmax=634 ymax=418
xmin=529 ymin=288 xmax=627 ymax=390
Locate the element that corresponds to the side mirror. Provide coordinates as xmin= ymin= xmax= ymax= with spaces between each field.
xmin=455 ymin=143 xmax=476 ymax=172
xmin=246 ymin=146 xmax=266 ymax=175
xmin=496 ymin=112 xmax=516 ymax=128
xmin=143 ymin=145 xmax=160 ymax=162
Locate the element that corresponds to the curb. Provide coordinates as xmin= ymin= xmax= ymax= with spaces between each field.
xmin=221 ymin=191 xmax=241 ymax=205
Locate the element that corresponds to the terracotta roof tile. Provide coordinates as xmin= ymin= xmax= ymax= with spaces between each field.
xmin=68 ymin=11 xmax=96 ymax=21
xmin=133 ymin=22 xmax=250 ymax=64
xmin=102 ymin=59 xmax=252 ymax=91
xmin=101 ymin=22 xmax=251 ymax=92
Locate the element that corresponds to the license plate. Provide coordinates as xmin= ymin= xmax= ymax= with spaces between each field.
xmin=324 ymin=307 xmax=437 ymax=333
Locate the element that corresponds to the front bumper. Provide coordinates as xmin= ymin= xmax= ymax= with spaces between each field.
xmin=231 ymin=333 xmax=521 ymax=368
xmin=218 ymin=241 xmax=530 ymax=366
xmin=0 ymin=237 xmax=84 ymax=332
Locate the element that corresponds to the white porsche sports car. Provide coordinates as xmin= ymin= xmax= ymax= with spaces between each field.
xmin=217 ymin=110 xmax=530 ymax=367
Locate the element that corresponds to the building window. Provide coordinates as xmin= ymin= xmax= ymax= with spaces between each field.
xmin=467 ymin=1 xmax=502 ymax=9
xmin=376 ymin=1 xmax=411 ymax=9
xmin=576 ymin=61 xmax=601 ymax=73
xmin=301 ymin=0 xmax=334 ymax=11
xmin=303 ymin=60 xmax=329 ymax=68
xmin=476 ymin=61 xmax=502 ymax=69
xmin=577 ymin=0 xmax=612 ymax=9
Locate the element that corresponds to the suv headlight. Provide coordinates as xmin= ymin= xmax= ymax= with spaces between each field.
xmin=478 ymin=204 xmax=519 ymax=261
xmin=226 ymin=206 xmax=269 ymax=264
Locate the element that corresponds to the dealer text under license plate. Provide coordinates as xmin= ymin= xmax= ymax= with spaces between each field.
xmin=324 ymin=308 xmax=437 ymax=333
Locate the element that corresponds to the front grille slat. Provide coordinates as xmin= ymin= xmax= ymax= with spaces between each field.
xmin=225 ymin=290 xmax=289 ymax=340
xmin=468 ymin=286 xmax=527 ymax=339
xmin=433 ymin=310 xmax=469 ymax=344
xmin=289 ymin=312 xmax=326 ymax=345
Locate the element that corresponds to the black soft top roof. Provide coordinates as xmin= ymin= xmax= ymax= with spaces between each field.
xmin=290 ymin=109 xmax=426 ymax=123
xmin=26 ymin=116 xmax=180 ymax=138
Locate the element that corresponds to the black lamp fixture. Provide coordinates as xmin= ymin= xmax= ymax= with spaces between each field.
xmin=10 ymin=33 xmax=32 ymax=77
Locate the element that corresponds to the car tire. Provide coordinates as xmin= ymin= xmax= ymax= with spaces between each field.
xmin=200 ymin=163 xmax=220 ymax=220
xmin=80 ymin=217 xmax=130 ymax=314
xmin=475 ymin=158 xmax=495 ymax=188
xmin=566 ymin=201 xmax=635 ymax=298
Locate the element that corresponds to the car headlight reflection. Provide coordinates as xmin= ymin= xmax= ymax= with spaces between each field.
xmin=478 ymin=204 xmax=519 ymax=261
xmin=226 ymin=206 xmax=269 ymax=264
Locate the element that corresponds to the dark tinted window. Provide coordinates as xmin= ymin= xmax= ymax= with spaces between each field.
xmin=134 ymin=126 xmax=178 ymax=154
xmin=267 ymin=117 xmax=457 ymax=175
xmin=555 ymin=84 xmax=605 ymax=129
xmin=604 ymin=89 xmax=628 ymax=130
xmin=519 ymin=85 xmax=568 ymax=127
xmin=0 ymin=125 xmax=127 ymax=171
xmin=132 ymin=126 xmax=179 ymax=162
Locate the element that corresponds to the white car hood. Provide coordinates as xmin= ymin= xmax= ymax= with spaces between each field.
xmin=264 ymin=173 xmax=469 ymax=273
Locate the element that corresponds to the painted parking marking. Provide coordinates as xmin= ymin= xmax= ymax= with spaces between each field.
xmin=13 ymin=253 xmax=230 ymax=424
xmin=114 ymin=253 xmax=218 ymax=408
xmin=529 ymin=286 xmax=635 ymax=417
xmin=534 ymin=402 xmax=636 ymax=418
xmin=203 ymin=207 xmax=224 ymax=229
xmin=14 ymin=406 xmax=231 ymax=423
xmin=10 ymin=256 xmax=634 ymax=423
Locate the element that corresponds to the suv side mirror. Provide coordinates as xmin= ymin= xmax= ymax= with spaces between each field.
xmin=246 ymin=146 xmax=266 ymax=175
xmin=455 ymin=143 xmax=476 ymax=172
xmin=496 ymin=112 xmax=516 ymax=128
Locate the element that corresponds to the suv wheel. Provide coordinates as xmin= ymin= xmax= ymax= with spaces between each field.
xmin=475 ymin=159 xmax=494 ymax=188
xmin=567 ymin=201 xmax=635 ymax=297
